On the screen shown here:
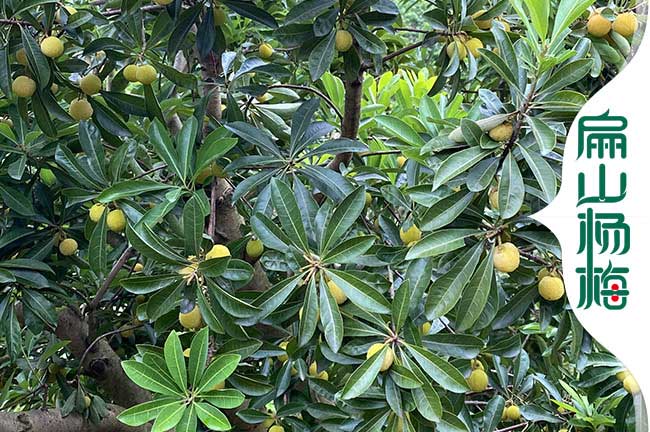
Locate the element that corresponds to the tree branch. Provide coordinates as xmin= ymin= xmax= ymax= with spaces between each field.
xmin=327 ymin=71 xmax=364 ymax=171
xmin=0 ymin=404 xmax=147 ymax=432
xmin=88 ymin=246 xmax=134 ymax=312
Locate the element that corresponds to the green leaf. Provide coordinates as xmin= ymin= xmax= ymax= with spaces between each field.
xmin=251 ymin=212 xmax=296 ymax=252
xmin=177 ymin=116 xmax=198 ymax=182
xmin=221 ymin=0 xmax=278 ymax=28
xmin=319 ymin=277 xmax=344 ymax=353
xmin=341 ymin=344 xmax=388 ymax=400
xmin=523 ymin=0 xmax=549 ymax=39
xmin=151 ymin=402 xmax=186 ymax=432
xmin=460 ymin=119 xmax=483 ymax=146
xmin=422 ymin=333 xmax=484 ymax=359
xmin=552 ymin=0 xmax=596 ymax=40
xmin=321 ymin=187 xmax=366 ymax=252
xmin=188 ymin=328 xmax=209 ymax=390
xmin=88 ymin=207 xmax=107 ymax=277
xmin=432 ymin=147 xmax=489 ymax=191
xmin=526 ymin=116 xmax=556 ymax=155
xmin=195 ymin=402 xmax=231 ymax=431
xmin=98 ymin=180 xmax=175 ymax=203
xmin=202 ymin=389 xmax=245 ymax=409
xmin=405 ymin=345 xmax=469 ymax=393
xmin=492 ymin=285 xmax=538 ymax=329
xmin=117 ymin=397 xmax=180 ymax=426
xmin=498 ymin=153 xmax=525 ymax=219
xmin=183 ymin=194 xmax=206 ymax=256
xmin=297 ymin=277 xmax=318 ymax=347
xmin=20 ymin=28 xmax=50 ymax=88
xmin=150 ymin=119 xmax=183 ymax=179
xmin=197 ymin=354 xmax=241 ymax=394
xmin=403 ymin=356 xmax=442 ymax=422
xmin=518 ymin=143 xmax=556 ymax=203
xmin=0 ymin=184 xmax=35 ymax=216
xmin=322 ymin=235 xmax=375 ymax=265
xmin=224 ymin=122 xmax=281 ymax=157
xmin=168 ymin=4 xmax=203 ymax=58
xmin=538 ymin=59 xmax=593 ymax=95
xmin=420 ymin=191 xmax=475 ymax=231
xmin=164 ymin=331 xmax=187 ymax=391
xmin=207 ymin=279 xmax=260 ymax=319
xmin=270 ymin=178 xmax=309 ymax=250
xmin=175 ymin=404 xmax=197 ymax=432
xmin=392 ymin=281 xmax=410 ymax=333
xmin=309 ymin=31 xmax=336 ymax=81
xmin=406 ymin=229 xmax=478 ymax=260
xmin=455 ymin=248 xmax=494 ymax=331
xmin=483 ymin=396 xmax=506 ymax=432
xmin=252 ymin=275 xmax=303 ymax=319
xmin=122 ymin=274 xmax=182 ymax=294
xmin=122 ymin=360 xmax=184 ymax=396
xmin=437 ymin=411 xmax=470 ymax=432
xmin=348 ymin=25 xmax=387 ymax=55
xmin=126 ymin=223 xmax=186 ymax=265
xmin=285 ymin=0 xmax=336 ymax=24
xmin=375 ymin=116 xmax=426 ymax=147
xmin=479 ymin=49 xmax=520 ymax=93
xmin=326 ymin=269 xmax=391 ymax=314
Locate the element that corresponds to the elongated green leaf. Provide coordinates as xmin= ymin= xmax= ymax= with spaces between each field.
xmin=322 ymin=235 xmax=375 ymax=265
xmin=197 ymin=354 xmax=241 ymax=394
xmin=117 ymin=397 xmax=180 ymax=426
xmin=252 ymin=275 xmax=302 ymax=319
xmin=405 ymin=344 xmax=469 ymax=393
xmin=498 ymin=153 xmax=525 ymax=219
xmin=455 ymin=248 xmax=494 ymax=331
xmin=151 ymin=402 xmax=185 ymax=432
xmin=392 ymin=281 xmax=410 ymax=333
xmin=326 ymin=269 xmax=390 ymax=314
xmin=518 ymin=144 xmax=556 ymax=203
xmin=20 ymin=28 xmax=50 ymax=87
xmin=126 ymin=223 xmax=186 ymax=265
xmin=406 ymin=229 xmax=478 ymax=260
xmin=298 ymin=278 xmax=319 ymax=347
xmin=207 ymin=279 xmax=260 ymax=319
xmin=432 ymin=147 xmax=489 ymax=191
xmin=251 ymin=212 xmax=296 ymax=252
xmin=224 ymin=122 xmax=281 ymax=156
xmin=177 ymin=116 xmax=198 ymax=182
xmin=270 ymin=178 xmax=309 ymax=251
xmin=150 ymin=119 xmax=182 ymax=179
xmin=309 ymin=31 xmax=336 ymax=81
xmin=88 ymin=208 xmax=107 ymax=277
xmin=421 ymin=191 xmax=475 ymax=231
xmin=195 ymin=402 xmax=231 ymax=431
xmin=188 ymin=328 xmax=209 ymax=389
xmin=523 ymin=0 xmax=549 ymax=39
xmin=122 ymin=274 xmax=182 ymax=294
xmin=552 ymin=0 xmax=596 ymax=39
xmin=526 ymin=116 xmax=556 ymax=155
xmin=479 ymin=49 xmax=520 ymax=92
xmin=483 ymin=396 xmax=506 ymax=432
xmin=422 ymin=333 xmax=484 ymax=359
xmin=285 ymin=0 xmax=336 ymax=24
xmin=321 ymin=187 xmax=365 ymax=252
xmin=175 ymin=404 xmax=197 ymax=432
xmin=375 ymin=116 xmax=426 ymax=147
xmin=98 ymin=180 xmax=174 ymax=203
xmin=492 ymin=285 xmax=538 ymax=329
xmin=121 ymin=360 xmax=183 ymax=396
xmin=183 ymin=194 xmax=206 ymax=256
xmin=403 ymin=357 xmax=442 ymax=422
xmin=164 ymin=331 xmax=187 ymax=391
xmin=202 ymin=389 xmax=245 ymax=409
xmin=341 ymin=345 xmax=388 ymax=400
xmin=538 ymin=59 xmax=593 ymax=95
xmin=319 ymin=277 xmax=344 ymax=353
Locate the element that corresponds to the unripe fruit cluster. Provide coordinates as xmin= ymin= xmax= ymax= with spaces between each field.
xmin=588 ymin=11 xmax=638 ymax=38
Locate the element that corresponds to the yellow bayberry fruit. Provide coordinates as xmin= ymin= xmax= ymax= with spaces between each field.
xmin=397 ymin=156 xmax=407 ymax=168
xmin=308 ymin=361 xmax=318 ymax=376
xmin=489 ymin=187 xmax=499 ymax=209
xmin=259 ymin=43 xmax=274 ymax=60
xmin=212 ymin=381 xmax=226 ymax=390
xmin=69 ymin=98 xmax=93 ymax=121
xmin=255 ymin=93 xmax=271 ymax=103
xmin=447 ymin=40 xmax=467 ymax=60
xmin=421 ymin=321 xmax=432 ymax=334
xmin=466 ymin=38 xmax=484 ymax=57
xmin=400 ymin=225 xmax=421 ymax=244
xmin=1 ymin=118 xmax=13 ymax=128
xmin=364 ymin=192 xmax=372 ymax=208
xmin=278 ymin=341 xmax=289 ymax=362
xmin=206 ymin=244 xmax=231 ymax=260
xmin=488 ymin=123 xmax=513 ymax=142
xmin=493 ymin=242 xmax=520 ymax=273
xmin=559 ymin=429 xmax=568 ymax=432
xmin=107 ymin=209 xmax=126 ymax=232
xmin=506 ymin=405 xmax=520 ymax=421
xmin=12 ymin=76 xmax=36 ymax=98
xmin=588 ymin=13 xmax=612 ymax=37
xmin=179 ymin=305 xmax=203 ymax=329
xmin=246 ymin=239 xmax=264 ymax=259
xmin=120 ymin=325 xmax=134 ymax=338
xmin=318 ymin=371 xmax=329 ymax=380
xmin=59 ymin=238 xmax=78 ymax=256
xmin=89 ymin=203 xmax=106 ymax=223
xmin=136 ymin=64 xmax=158 ymax=85
xmin=213 ymin=7 xmax=227 ymax=26
xmin=80 ymin=74 xmax=102 ymax=95
xmin=269 ymin=426 xmax=285 ymax=432
xmin=617 ymin=369 xmax=631 ymax=382
xmin=183 ymin=348 xmax=191 ymax=358
xmin=366 ymin=343 xmax=394 ymax=372
xmin=327 ymin=280 xmax=347 ymax=305
xmin=50 ymin=83 xmax=59 ymax=93
xmin=16 ymin=48 xmax=28 ymax=66
xmin=41 ymin=36 xmax=64 ymax=58
xmin=467 ymin=368 xmax=488 ymax=392
xmin=123 ymin=64 xmax=139 ymax=82
xmin=539 ymin=276 xmax=565 ymax=301
xmin=470 ymin=359 xmax=484 ymax=370
xmin=335 ymin=30 xmax=354 ymax=52
xmin=613 ymin=13 xmax=638 ymax=38
xmin=472 ymin=10 xmax=493 ymax=30
xmin=84 ymin=395 xmax=92 ymax=408
xmin=133 ymin=263 xmax=144 ymax=273
xmin=624 ymin=375 xmax=641 ymax=394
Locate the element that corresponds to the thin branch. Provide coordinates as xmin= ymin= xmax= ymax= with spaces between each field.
xmin=88 ymin=246 xmax=134 ymax=311
xmin=76 ymin=322 xmax=143 ymax=380
xmin=131 ymin=164 xmax=166 ymax=180
xmin=495 ymin=422 xmax=529 ymax=432
xmin=0 ymin=18 xmax=33 ymax=27
xmin=268 ymin=84 xmax=343 ymax=120
xmin=208 ymin=178 xmax=218 ymax=243
xmin=519 ymin=250 xmax=551 ymax=266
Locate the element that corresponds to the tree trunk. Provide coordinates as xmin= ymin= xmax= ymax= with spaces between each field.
xmin=328 ymin=71 xmax=364 ymax=171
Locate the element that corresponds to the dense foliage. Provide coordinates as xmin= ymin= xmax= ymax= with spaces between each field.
xmin=0 ymin=0 xmax=645 ymax=431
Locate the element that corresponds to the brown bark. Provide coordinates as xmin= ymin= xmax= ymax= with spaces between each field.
xmin=55 ymin=309 xmax=150 ymax=408
xmin=0 ymin=404 xmax=147 ymax=432
xmin=328 ymin=72 xmax=364 ymax=171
